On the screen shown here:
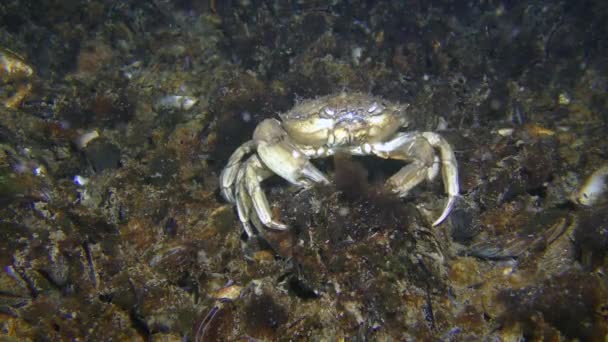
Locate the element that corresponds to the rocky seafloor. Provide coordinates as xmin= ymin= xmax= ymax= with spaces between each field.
xmin=0 ymin=0 xmax=607 ymax=340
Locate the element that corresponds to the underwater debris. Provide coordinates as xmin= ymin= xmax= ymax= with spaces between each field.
xmin=242 ymin=291 xmax=288 ymax=340
xmin=575 ymin=164 xmax=608 ymax=206
xmin=155 ymin=95 xmax=198 ymax=111
xmin=574 ymin=206 xmax=608 ymax=269
xmin=76 ymin=42 xmax=114 ymax=76
xmin=0 ymin=47 xmax=33 ymax=109
xmin=74 ymin=129 xmax=100 ymax=149
xmin=497 ymin=270 xmax=606 ymax=340
xmin=557 ymin=92 xmax=572 ymax=105
xmin=83 ymin=138 xmax=121 ymax=172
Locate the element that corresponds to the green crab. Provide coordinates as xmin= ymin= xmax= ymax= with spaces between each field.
xmin=220 ymin=93 xmax=459 ymax=237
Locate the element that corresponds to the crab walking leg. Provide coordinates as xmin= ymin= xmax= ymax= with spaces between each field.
xmin=389 ymin=136 xmax=437 ymax=195
xmin=234 ymin=166 xmax=255 ymax=237
xmin=363 ymin=131 xmax=459 ymax=226
xmin=254 ymin=119 xmax=330 ymax=187
xmin=234 ymin=161 xmax=270 ymax=237
xmin=242 ymin=154 xmax=289 ymax=230
xmin=422 ymin=132 xmax=459 ymax=226
xmin=220 ymin=140 xmax=256 ymax=203
xmin=370 ymin=133 xmax=438 ymax=196
xmin=387 ymin=161 xmax=433 ymax=196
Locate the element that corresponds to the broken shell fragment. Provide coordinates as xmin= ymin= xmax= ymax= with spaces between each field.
xmin=576 ymin=164 xmax=608 ymax=206
xmin=496 ymin=128 xmax=514 ymax=137
xmin=212 ymin=284 xmax=243 ymax=300
xmin=0 ymin=47 xmax=34 ymax=109
xmin=155 ymin=95 xmax=198 ymax=110
xmin=0 ymin=49 xmax=33 ymax=77
xmin=75 ymin=129 xmax=100 ymax=149
xmin=73 ymin=175 xmax=89 ymax=186
xmin=558 ymin=92 xmax=571 ymax=105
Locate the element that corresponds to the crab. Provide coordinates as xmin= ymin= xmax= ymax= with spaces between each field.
xmin=220 ymin=93 xmax=459 ymax=237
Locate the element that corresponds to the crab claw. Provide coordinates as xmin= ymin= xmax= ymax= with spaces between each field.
xmin=254 ymin=119 xmax=330 ymax=187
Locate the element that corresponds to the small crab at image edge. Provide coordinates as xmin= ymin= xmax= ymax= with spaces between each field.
xmin=220 ymin=93 xmax=459 ymax=237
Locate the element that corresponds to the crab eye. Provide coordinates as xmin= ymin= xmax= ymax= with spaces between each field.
xmin=368 ymin=102 xmax=378 ymax=113
xmin=323 ymin=107 xmax=335 ymax=116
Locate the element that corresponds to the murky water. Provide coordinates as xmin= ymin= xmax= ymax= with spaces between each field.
xmin=0 ymin=1 xmax=607 ymax=340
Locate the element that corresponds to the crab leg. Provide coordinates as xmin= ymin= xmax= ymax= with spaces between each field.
xmin=232 ymin=162 xmax=269 ymax=238
xmin=241 ymin=154 xmax=289 ymax=230
xmin=359 ymin=131 xmax=459 ymax=226
xmin=234 ymin=165 xmax=255 ymax=237
xmin=370 ymin=133 xmax=438 ymax=193
xmin=220 ymin=140 xmax=255 ymax=203
xmin=421 ymin=132 xmax=459 ymax=226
